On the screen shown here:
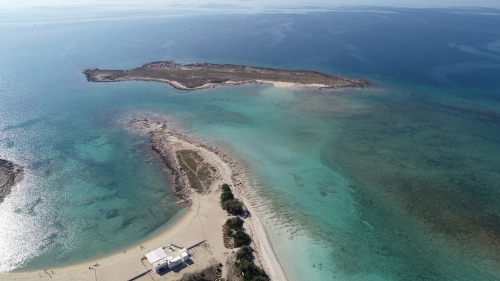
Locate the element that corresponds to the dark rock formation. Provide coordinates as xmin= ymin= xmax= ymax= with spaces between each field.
xmin=131 ymin=119 xmax=191 ymax=202
xmin=0 ymin=159 xmax=23 ymax=204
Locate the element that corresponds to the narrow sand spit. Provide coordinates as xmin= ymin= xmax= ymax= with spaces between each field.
xmin=2 ymin=119 xmax=287 ymax=281
xmin=255 ymin=79 xmax=329 ymax=89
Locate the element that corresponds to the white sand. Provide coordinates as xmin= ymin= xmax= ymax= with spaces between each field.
xmin=2 ymin=128 xmax=287 ymax=281
xmin=255 ymin=80 xmax=328 ymax=89
xmin=100 ymin=76 xmax=328 ymax=91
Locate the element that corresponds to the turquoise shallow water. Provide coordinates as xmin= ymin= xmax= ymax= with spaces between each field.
xmin=1 ymin=5 xmax=500 ymax=280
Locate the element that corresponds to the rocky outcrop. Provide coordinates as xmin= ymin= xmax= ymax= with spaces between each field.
xmin=0 ymin=159 xmax=23 ymax=204
xmin=131 ymin=119 xmax=191 ymax=202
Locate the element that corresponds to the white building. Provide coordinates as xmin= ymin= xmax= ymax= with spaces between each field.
xmin=145 ymin=246 xmax=190 ymax=274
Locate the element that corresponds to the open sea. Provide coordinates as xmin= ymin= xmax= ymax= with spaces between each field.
xmin=1 ymin=4 xmax=500 ymax=280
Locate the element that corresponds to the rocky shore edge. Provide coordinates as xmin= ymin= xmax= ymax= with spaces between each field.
xmin=0 ymin=159 xmax=23 ymax=204
xmin=131 ymin=119 xmax=193 ymax=203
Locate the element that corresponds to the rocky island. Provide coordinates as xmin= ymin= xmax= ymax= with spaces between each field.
xmin=0 ymin=159 xmax=23 ymax=204
xmin=84 ymin=61 xmax=369 ymax=91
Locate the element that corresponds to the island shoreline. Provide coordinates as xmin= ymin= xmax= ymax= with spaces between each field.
xmin=2 ymin=119 xmax=288 ymax=281
xmin=84 ymin=61 xmax=369 ymax=91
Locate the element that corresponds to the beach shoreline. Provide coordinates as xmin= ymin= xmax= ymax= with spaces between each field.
xmin=2 ymin=119 xmax=287 ymax=281
xmin=2 ymin=203 xmax=198 ymax=278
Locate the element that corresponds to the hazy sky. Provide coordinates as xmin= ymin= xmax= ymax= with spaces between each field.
xmin=2 ymin=0 xmax=500 ymax=10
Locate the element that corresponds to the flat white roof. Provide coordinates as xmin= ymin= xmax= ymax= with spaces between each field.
xmin=153 ymin=256 xmax=172 ymax=268
xmin=145 ymin=247 xmax=168 ymax=264
xmin=170 ymin=256 xmax=182 ymax=263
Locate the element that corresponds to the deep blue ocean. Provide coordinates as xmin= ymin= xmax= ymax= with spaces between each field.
xmin=1 ymin=5 xmax=500 ymax=280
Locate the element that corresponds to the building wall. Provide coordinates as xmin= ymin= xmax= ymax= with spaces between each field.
xmin=154 ymin=261 xmax=169 ymax=273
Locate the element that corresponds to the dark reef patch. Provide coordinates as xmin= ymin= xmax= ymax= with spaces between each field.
xmin=105 ymin=208 xmax=120 ymax=219
xmin=322 ymin=94 xmax=500 ymax=279
xmin=198 ymin=105 xmax=254 ymax=127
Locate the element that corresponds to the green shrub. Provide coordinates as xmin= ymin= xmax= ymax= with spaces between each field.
xmin=180 ymin=269 xmax=214 ymax=281
xmin=249 ymin=277 xmax=268 ymax=281
xmin=222 ymin=199 xmax=243 ymax=215
xmin=226 ymin=217 xmax=243 ymax=230
xmin=221 ymin=191 xmax=234 ymax=203
xmin=180 ymin=274 xmax=211 ymax=281
xmin=236 ymin=246 xmax=253 ymax=261
xmin=235 ymin=247 xmax=268 ymax=281
xmin=233 ymin=231 xmax=251 ymax=247
xmin=225 ymin=228 xmax=234 ymax=238
xmin=222 ymin=183 xmax=230 ymax=192
xmin=238 ymin=259 xmax=267 ymax=281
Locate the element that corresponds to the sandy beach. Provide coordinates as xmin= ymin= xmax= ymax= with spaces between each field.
xmin=255 ymin=80 xmax=329 ymax=89
xmin=2 ymin=120 xmax=287 ymax=281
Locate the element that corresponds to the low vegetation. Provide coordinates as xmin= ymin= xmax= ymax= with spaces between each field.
xmin=176 ymin=150 xmax=214 ymax=193
xmin=226 ymin=217 xmax=244 ymax=230
xmin=223 ymin=199 xmax=243 ymax=215
xmin=219 ymin=183 xmax=267 ymax=280
xmin=221 ymin=191 xmax=234 ymax=202
xmin=234 ymin=247 xmax=268 ymax=281
xmin=220 ymin=184 xmax=243 ymax=215
xmin=233 ymin=231 xmax=251 ymax=248
xmin=180 ymin=262 xmax=223 ymax=281
xmin=224 ymin=217 xmax=250 ymax=248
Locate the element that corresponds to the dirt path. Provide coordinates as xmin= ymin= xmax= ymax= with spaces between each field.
xmin=177 ymin=153 xmax=207 ymax=192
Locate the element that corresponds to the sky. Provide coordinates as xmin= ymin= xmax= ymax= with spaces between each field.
xmin=2 ymin=0 xmax=500 ymax=10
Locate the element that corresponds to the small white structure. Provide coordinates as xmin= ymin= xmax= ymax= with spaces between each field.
xmin=145 ymin=246 xmax=190 ymax=274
